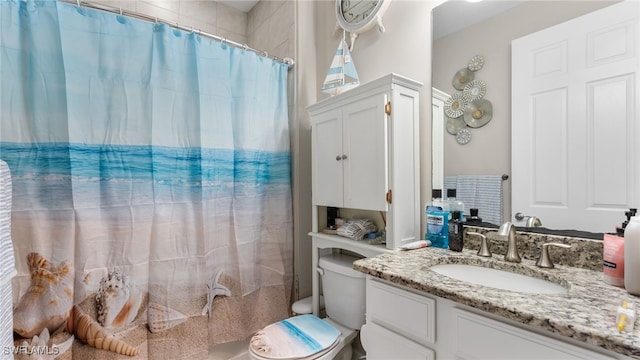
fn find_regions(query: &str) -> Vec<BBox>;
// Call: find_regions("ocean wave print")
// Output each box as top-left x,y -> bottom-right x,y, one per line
0,142 -> 291,209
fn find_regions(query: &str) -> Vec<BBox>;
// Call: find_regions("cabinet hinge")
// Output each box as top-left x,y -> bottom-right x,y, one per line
386,189 -> 392,204
385,101 -> 391,116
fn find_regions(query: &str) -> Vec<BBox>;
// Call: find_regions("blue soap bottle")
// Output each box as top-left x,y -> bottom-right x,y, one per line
426,189 -> 450,249
427,209 -> 449,249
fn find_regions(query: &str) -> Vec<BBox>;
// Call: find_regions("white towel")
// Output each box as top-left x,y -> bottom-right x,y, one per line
444,175 -> 504,225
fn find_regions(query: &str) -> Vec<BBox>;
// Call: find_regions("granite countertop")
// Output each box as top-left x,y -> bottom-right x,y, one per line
353,247 -> 640,359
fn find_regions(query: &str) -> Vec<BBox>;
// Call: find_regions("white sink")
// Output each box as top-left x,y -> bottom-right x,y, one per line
429,264 -> 568,294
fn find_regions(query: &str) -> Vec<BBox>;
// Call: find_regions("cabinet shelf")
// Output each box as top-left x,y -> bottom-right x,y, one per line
309,231 -> 390,258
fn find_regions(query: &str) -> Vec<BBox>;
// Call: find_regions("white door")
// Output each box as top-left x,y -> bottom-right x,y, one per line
311,110 -> 343,207
432,88 -> 448,191
511,1 -> 639,233
342,94 -> 388,211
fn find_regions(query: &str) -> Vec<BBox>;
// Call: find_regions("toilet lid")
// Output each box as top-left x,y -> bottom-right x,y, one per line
249,314 -> 340,360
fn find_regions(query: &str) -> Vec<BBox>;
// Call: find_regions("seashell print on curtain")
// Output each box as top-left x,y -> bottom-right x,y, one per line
0,0 -> 293,358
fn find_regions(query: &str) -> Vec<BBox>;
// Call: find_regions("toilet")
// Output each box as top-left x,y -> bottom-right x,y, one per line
248,253 -> 366,360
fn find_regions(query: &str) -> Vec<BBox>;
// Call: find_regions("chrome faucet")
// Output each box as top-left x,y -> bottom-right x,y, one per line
536,243 -> 572,268
525,216 -> 542,227
468,232 -> 491,257
498,222 -> 521,263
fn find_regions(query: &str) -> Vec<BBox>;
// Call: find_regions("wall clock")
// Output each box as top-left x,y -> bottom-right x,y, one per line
336,0 -> 392,50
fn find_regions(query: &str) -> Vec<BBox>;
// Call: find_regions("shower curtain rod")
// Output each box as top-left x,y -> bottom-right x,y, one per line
58,0 -> 296,68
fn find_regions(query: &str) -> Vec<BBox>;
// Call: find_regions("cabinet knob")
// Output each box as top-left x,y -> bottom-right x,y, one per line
341,155 -> 347,160
336,155 -> 342,161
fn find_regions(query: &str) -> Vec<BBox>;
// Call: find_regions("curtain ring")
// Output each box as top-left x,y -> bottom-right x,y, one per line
76,0 -> 80,6
119,8 -> 123,15
242,44 -> 248,51
155,17 -> 159,24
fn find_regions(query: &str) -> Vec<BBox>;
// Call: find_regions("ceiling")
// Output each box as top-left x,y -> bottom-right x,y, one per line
218,0 -> 259,13
433,0 -> 525,40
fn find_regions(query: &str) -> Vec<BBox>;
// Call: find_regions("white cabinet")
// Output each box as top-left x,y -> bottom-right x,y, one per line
363,277 -> 437,359
312,94 -> 388,211
361,322 -> 435,360
363,277 -> 625,360
308,73 -> 422,250
366,277 -> 435,346
452,309 -> 616,360
307,74 -> 422,317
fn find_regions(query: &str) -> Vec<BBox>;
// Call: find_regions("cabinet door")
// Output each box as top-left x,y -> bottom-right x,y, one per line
453,309 -> 616,360
361,323 -> 435,360
312,110 -> 344,207
366,277 -> 435,346
341,94 -> 388,211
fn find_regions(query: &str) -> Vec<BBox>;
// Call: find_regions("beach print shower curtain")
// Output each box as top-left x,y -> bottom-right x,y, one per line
0,0 -> 293,358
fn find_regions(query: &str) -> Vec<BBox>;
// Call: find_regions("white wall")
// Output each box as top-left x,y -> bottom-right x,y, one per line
292,1 -> 318,302
433,1 -> 619,222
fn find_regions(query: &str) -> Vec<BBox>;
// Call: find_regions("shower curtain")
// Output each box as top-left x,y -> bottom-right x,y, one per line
0,0 -> 293,358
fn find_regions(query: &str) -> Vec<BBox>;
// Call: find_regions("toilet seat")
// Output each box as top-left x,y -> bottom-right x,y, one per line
249,315 -> 355,360
250,341 -> 338,360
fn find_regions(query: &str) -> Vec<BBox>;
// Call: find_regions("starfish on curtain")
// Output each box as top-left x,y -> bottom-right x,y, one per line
201,269 -> 231,317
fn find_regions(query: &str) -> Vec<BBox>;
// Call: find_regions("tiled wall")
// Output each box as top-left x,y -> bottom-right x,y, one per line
91,0 -> 248,45
89,0 -> 296,73
246,0 -> 295,126
247,1 -> 295,60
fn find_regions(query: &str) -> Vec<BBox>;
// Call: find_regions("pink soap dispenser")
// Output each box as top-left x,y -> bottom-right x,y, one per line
604,210 -> 635,287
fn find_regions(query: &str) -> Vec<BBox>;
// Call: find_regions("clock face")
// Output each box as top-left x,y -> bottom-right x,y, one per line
341,0 -> 380,24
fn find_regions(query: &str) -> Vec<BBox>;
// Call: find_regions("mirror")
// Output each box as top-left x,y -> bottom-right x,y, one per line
431,0 -> 625,236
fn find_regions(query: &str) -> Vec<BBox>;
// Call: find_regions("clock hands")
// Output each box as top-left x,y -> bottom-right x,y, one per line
342,0 -> 379,23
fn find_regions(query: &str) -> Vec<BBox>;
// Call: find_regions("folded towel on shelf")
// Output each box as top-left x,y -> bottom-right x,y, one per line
337,219 -> 378,241
444,175 -> 504,225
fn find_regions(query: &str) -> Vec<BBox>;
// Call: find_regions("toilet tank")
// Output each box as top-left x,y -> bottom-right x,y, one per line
319,253 -> 366,330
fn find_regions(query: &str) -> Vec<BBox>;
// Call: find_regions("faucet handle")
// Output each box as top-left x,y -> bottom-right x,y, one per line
525,216 -> 542,227
536,243 -> 571,269
467,232 -> 491,257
